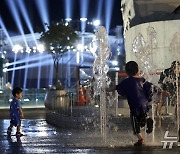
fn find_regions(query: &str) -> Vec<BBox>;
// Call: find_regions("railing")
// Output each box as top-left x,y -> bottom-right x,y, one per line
1,87 -> 177,120
0,89 -> 46,108
47,89 -> 98,116
51,92 -> 73,116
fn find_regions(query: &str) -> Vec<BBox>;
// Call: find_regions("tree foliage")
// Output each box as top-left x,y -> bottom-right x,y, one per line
39,22 -> 78,88
40,22 -> 78,57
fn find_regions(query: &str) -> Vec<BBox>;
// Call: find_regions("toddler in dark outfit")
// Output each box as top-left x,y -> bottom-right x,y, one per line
7,87 -> 24,137
111,61 -> 154,146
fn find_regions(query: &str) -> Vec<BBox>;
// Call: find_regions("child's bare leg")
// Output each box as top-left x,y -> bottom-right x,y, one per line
7,124 -> 13,135
157,102 -> 163,116
16,125 -> 23,136
17,126 -> 21,133
156,92 -> 163,116
134,133 -> 144,146
9,123 -> 13,129
178,128 -> 180,142
137,133 -> 143,140
156,103 -> 162,128
7,123 -> 13,131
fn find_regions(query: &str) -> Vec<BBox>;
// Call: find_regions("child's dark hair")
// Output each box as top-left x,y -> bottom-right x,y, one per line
171,61 -> 180,69
125,61 -> 139,76
12,87 -> 23,97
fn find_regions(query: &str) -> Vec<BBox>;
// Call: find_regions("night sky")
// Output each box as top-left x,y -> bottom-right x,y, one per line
0,0 -> 123,35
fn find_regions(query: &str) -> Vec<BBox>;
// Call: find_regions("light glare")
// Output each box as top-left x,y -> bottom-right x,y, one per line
80,18 -> 88,22
112,60 -> 118,66
65,18 -> 72,22
77,44 -> 84,51
37,44 -> 45,53
5,63 -> 10,67
93,20 -> 101,27
3,68 -> 7,72
12,44 -> 23,53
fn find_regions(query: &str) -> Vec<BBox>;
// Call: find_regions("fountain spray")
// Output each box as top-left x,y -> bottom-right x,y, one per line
92,26 -> 111,143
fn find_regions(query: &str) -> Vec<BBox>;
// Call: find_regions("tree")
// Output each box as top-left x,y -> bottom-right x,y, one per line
39,22 -> 78,89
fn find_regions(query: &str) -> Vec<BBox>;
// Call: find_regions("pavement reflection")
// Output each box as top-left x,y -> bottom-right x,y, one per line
0,117 -> 179,153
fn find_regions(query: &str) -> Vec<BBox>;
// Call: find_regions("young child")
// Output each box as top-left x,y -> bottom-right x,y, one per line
112,61 -> 154,146
7,87 -> 24,137
157,61 -> 180,116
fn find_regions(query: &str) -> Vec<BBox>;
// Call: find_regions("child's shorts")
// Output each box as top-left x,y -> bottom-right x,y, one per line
130,114 -> 147,135
10,118 -> 21,127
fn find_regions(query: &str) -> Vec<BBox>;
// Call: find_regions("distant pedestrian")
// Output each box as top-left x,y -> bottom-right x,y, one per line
157,61 -> 180,142
7,87 -> 24,137
157,61 -> 180,116
108,61 -> 155,146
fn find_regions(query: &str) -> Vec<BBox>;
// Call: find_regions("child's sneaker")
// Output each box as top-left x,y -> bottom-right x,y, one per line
16,132 -> 24,137
134,138 -> 144,146
146,118 -> 153,134
7,127 -> 12,136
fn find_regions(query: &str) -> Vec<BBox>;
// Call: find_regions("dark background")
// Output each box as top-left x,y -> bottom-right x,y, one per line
0,0 -> 123,35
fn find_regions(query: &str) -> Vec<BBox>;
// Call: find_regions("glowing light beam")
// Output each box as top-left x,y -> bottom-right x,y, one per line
16,0 -> 37,46
0,17 -> 13,48
23,54 -> 29,90
80,0 -> 89,33
6,0 -> 28,47
35,0 -> 49,31
6,59 -> 52,72
48,62 -> 53,86
97,0 -> 103,19
37,54 -> 42,89
105,0 -> 115,34
11,54 -> 17,88
7,54 -> 51,67
6,51 -> 95,72
65,0 -> 73,19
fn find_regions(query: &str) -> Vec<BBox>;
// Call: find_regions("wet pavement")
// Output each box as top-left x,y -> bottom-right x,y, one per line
0,108 -> 180,153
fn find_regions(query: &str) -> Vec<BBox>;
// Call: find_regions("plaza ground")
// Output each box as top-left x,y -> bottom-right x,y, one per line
0,108 -> 180,153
